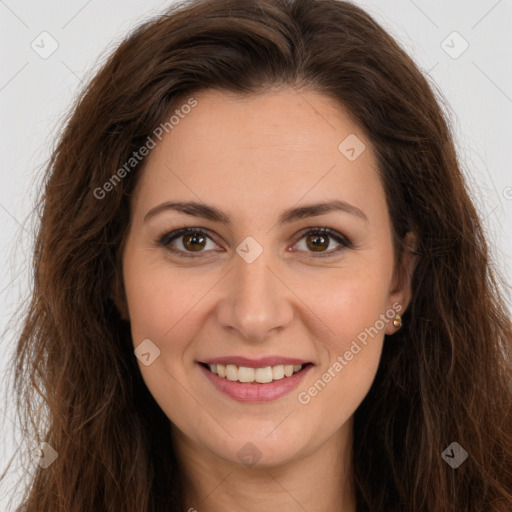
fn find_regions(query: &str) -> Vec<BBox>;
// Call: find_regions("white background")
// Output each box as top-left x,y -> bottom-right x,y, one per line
1,1 -> 511,510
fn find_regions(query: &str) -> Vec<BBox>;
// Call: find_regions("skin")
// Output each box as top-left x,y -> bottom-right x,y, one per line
119,88 -> 416,512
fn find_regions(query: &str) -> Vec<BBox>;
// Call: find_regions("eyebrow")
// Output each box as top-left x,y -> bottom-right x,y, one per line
143,199 -> 368,225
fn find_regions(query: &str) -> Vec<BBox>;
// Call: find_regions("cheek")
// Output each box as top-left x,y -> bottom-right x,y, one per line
300,262 -> 391,353
293,262 -> 390,418
122,249 -> 204,349
122,251 -> 204,430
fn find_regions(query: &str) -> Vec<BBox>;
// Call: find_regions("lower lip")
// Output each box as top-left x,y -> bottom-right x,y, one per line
199,363 -> 313,402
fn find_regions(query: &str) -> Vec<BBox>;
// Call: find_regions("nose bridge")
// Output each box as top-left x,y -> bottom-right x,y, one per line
217,244 -> 293,341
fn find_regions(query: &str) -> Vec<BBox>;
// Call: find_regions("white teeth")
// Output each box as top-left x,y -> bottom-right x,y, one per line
207,363 -> 304,383
225,364 -> 238,381
255,366 -> 273,383
272,365 -> 285,380
238,366 -> 255,382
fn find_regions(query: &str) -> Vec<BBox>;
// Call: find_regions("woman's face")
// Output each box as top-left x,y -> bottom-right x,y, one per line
121,88 -> 413,468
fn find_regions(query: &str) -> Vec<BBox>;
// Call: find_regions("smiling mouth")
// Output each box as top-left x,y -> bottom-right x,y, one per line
200,362 -> 313,384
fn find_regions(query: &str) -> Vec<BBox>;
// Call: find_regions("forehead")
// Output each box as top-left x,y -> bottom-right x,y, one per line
132,88 -> 386,228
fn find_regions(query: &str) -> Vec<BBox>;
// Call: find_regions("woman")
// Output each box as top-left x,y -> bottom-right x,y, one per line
3,0 -> 512,510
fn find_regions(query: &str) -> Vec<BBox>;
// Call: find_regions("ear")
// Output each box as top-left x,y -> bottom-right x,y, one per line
385,231 -> 418,335
111,266 -> 130,321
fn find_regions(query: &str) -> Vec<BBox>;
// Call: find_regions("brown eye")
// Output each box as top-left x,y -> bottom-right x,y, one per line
182,232 -> 207,252
158,228 -> 219,257
293,228 -> 352,257
305,233 -> 330,252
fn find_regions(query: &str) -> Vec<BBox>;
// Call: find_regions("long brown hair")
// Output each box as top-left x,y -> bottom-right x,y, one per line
2,0 -> 511,510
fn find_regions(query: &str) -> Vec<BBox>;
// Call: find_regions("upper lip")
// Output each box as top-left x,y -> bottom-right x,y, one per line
200,356 -> 312,368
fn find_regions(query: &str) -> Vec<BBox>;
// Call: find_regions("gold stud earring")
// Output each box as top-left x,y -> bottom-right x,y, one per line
393,313 -> 402,329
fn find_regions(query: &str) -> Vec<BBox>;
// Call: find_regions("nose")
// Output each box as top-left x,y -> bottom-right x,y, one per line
216,248 -> 294,342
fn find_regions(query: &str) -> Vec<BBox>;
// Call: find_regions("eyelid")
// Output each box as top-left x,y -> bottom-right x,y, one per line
157,226 -> 353,258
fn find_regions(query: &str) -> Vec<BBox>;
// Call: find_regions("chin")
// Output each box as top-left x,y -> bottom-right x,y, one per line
206,431 -> 308,469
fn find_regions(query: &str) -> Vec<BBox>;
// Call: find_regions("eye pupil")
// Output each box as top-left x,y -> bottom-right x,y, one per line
307,234 -> 329,252
183,233 -> 206,251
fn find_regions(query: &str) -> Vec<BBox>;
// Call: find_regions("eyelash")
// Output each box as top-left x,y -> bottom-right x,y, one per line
157,227 -> 353,259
